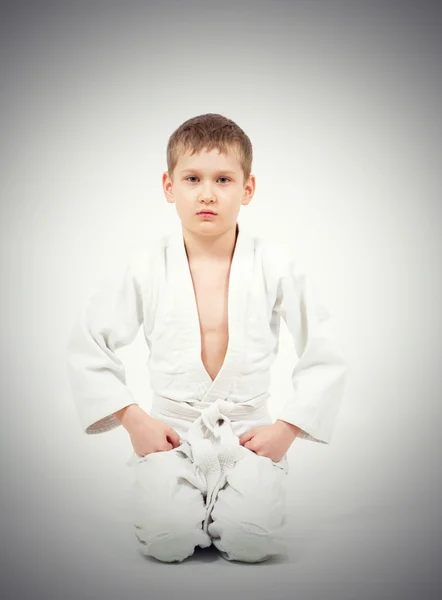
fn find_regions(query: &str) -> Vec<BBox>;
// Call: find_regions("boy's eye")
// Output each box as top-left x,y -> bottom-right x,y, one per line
185,176 -> 230,183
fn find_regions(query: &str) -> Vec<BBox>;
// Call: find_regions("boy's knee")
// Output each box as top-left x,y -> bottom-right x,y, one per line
208,498 -> 288,563
134,523 -> 210,563
210,519 -> 286,563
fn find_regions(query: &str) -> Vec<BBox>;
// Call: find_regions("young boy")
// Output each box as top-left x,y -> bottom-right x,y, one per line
66,113 -> 348,564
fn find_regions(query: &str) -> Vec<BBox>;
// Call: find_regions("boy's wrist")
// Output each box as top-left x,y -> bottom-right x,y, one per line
275,419 -> 302,438
113,404 -> 145,431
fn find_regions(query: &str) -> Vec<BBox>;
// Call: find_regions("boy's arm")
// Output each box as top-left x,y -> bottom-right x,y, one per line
113,403 -> 148,430
274,254 -> 348,444
66,255 -> 144,435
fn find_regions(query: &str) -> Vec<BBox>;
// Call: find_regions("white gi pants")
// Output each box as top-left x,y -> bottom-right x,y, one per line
126,398 -> 290,563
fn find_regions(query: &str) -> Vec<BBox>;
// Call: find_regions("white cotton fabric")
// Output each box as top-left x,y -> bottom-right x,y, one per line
129,402 -> 289,562
66,221 -> 347,443
65,221 -> 348,562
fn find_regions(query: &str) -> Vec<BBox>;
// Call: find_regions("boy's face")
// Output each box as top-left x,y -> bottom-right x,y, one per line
162,145 -> 255,238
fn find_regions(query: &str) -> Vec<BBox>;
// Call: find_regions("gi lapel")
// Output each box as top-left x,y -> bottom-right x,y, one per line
167,221 -> 254,403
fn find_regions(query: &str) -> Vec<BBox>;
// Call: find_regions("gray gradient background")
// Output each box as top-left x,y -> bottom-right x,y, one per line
1,0 -> 441,598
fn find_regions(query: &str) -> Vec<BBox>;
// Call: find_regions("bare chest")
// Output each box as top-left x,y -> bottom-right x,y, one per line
189,263 -> 231,382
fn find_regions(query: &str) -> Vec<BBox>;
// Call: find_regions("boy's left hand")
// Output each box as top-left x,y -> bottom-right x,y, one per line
239,420 -> 302,463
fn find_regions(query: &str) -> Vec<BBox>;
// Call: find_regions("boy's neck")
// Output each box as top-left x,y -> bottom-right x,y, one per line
183,222 -> 238,264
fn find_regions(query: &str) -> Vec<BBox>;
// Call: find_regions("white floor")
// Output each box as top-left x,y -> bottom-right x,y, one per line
3,486 -> 440,600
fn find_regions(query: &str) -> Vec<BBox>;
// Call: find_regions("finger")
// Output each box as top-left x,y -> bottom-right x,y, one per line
166,428 -> 181,447
244,440 -> 256,451
160,442 -> 174,452
239,430 -> 255,445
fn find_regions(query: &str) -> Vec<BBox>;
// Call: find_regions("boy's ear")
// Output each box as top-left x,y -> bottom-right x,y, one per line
162,171 -> 175,203
241,174 -> 256,205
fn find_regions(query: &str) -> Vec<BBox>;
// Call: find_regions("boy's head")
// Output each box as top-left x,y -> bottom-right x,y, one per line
162,113 -> 255,238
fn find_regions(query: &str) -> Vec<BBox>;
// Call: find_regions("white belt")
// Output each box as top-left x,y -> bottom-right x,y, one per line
149,393 -> 273,433
182,399 -> 246,532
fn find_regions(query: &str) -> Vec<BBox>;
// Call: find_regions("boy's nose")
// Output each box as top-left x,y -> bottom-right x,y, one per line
200,186 -> 216,201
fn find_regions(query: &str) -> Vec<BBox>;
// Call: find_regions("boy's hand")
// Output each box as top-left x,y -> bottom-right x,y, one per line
129,413 -> 181,457
114,405 -> 181,457
239,420 -> 302,463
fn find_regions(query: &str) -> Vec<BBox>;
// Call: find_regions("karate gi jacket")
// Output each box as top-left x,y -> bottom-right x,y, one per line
66,222 -> 348,444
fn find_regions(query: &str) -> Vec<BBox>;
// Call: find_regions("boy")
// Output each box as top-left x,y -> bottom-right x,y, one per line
66,113 -> 348,564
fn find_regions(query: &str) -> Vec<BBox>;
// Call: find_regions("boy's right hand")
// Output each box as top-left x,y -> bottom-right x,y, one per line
129,413 -> 181,457
114,404 -> 181,457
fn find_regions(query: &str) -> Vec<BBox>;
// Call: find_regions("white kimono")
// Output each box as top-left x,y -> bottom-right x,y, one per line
65,221 -> 347,562
66,222 -> 347,443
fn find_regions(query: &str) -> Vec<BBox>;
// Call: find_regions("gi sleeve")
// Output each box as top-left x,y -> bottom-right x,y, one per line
66,255 -> 144,435
275,255 -> 348,444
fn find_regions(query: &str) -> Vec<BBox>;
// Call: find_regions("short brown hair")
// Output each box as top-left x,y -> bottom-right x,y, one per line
166,113 -> 253,184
